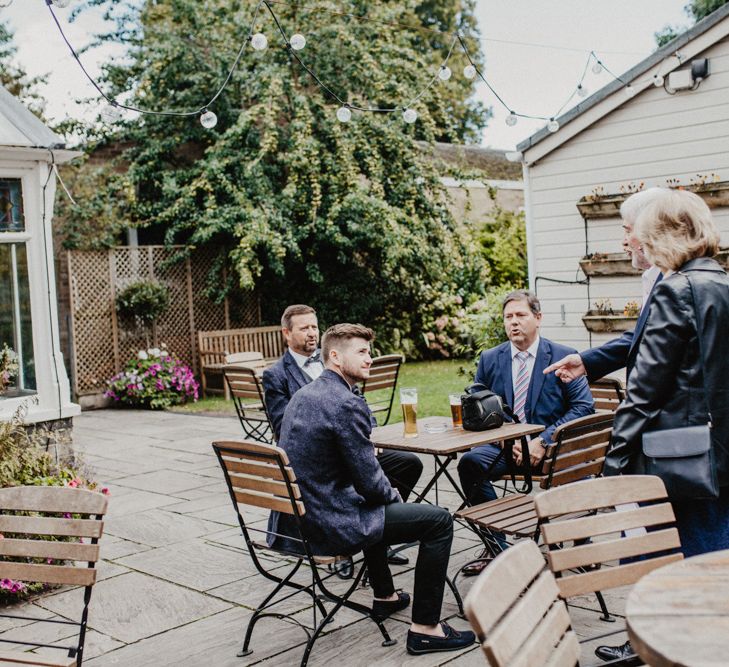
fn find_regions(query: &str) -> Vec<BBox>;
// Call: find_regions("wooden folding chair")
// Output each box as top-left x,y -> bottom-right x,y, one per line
465,540 -> 579,667
223,365 -> 274,443
456,413 -> 614,561
589,377 -> 625,413
534,475 -> 683,664
361,354 -> 403,426
212,440 -> 396,667
0,487 -> 109,666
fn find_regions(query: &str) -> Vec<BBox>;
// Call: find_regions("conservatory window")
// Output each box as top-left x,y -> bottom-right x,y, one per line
0,178 -> 35,396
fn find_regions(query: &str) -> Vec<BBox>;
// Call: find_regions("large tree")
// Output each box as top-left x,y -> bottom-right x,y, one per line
656,0 -> 729,46
62,0 -> 492,355
0,21 -> 45,117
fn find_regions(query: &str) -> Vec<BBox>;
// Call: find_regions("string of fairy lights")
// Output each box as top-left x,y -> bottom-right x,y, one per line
35,0 -> 684,134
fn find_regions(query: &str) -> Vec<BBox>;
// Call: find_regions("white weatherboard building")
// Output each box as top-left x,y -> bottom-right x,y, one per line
0,86 -> 80,424
518,5 -> 729,353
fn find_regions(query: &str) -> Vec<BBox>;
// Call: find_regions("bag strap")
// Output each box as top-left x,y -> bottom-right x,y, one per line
682,272 -> 713,427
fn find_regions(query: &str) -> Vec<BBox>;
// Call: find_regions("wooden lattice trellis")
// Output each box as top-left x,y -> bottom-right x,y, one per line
67,246 -> 259,396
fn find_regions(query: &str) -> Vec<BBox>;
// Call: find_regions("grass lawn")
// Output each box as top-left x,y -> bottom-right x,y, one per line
169,358 -> 476,421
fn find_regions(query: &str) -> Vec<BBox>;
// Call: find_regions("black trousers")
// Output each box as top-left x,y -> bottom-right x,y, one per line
378,449 -> 423,502
363,502 -> 453,625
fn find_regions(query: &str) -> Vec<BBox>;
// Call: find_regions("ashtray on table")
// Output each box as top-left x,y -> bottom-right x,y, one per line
423,422 -> 449,434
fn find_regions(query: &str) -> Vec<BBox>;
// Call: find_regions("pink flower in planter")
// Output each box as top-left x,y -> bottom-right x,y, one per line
101,488 -> 110,495
68,480 -> 79,488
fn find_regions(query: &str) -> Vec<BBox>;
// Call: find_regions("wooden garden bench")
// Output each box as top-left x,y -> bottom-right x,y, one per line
198,326 -> 285,397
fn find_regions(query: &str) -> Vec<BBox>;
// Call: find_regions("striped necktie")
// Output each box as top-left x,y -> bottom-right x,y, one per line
513,351 -> 531,423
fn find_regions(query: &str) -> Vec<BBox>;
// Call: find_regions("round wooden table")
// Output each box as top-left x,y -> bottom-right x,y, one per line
626,549 -> 729,667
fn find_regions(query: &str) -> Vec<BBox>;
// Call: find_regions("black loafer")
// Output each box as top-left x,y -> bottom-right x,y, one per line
595,640 -> 641,665
406,622 -> 476,655
387,552 -> 409,565
371,590 -> 411,621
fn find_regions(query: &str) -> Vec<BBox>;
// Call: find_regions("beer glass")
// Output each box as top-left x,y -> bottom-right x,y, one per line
400,387 -> 418,438
449,393 -> 463,428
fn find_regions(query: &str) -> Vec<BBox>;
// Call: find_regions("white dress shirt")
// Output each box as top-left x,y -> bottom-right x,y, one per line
289,349 -> 324,380
641,265 -> 662,311
509,336 -> 541,390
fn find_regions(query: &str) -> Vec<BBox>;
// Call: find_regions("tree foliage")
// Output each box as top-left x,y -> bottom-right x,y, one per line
655,0 -> 729,46
0,21 -> 46,117
61,0 -> 495,355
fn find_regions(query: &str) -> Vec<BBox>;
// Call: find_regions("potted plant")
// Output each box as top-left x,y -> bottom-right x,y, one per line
115,280 -> 170,346
582,299 -> 639,333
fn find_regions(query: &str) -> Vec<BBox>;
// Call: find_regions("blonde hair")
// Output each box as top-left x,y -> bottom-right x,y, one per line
635,189 -> 720,272
620,187 -> 671,225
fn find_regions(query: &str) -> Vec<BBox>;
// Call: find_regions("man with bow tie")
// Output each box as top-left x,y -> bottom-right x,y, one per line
263,305 -> 423,564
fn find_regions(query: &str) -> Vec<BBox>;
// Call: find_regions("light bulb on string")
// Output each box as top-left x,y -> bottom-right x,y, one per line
438,66 -> 452,81
251,33 -> 268,51
289,33 -> 306,51
653,74 -> 664,87
463,64 -> 476,79
402,108 -> 418,124
505,112 -> 518,127
52,0 -> 71,7
200,109 -> 218,129
592,61 -> 603,75
577,84 -> 588,98
624,85 -> 636,98
547,118 -> 560,133
336,106 -> 352,123
100,103 -> 122,124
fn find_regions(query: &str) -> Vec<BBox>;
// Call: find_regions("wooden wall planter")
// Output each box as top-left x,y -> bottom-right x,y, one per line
579,252 -> 640,277
582,311 -> 638,333
577,181 -> 729,219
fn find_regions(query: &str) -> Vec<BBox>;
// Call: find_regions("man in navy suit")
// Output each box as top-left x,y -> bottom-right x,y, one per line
457,290 -> 594,575
269,324 -> 475,655
544,188 -> 666,385
263,305 -> 423,564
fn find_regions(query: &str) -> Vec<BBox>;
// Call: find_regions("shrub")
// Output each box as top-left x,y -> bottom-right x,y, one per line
105,346 -> 199,409
115,280 -> 170,324
0,405 -> 108,603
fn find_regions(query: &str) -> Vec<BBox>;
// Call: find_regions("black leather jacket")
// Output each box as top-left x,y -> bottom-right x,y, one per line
604,257 -> 729,487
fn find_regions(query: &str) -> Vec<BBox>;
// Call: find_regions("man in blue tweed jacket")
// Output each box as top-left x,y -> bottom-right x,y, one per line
268,323 -> 474,655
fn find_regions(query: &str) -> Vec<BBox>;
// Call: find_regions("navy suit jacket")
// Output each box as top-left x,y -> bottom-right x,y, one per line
476,338 -> 594,443
268,370 -> 400,556
262,349 -> 315,440
581,273 -> 662,381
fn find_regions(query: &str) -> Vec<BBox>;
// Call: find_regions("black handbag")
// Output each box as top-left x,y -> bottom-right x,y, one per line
461,383 -> 513,432
640,274 -> 720,500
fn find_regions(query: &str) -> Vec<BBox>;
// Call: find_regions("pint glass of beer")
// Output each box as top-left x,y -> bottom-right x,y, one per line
400,387 -> 418,438
449,393 -> 463,428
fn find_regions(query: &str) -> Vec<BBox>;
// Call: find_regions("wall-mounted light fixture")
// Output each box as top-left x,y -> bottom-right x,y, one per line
666,58 -> 710,93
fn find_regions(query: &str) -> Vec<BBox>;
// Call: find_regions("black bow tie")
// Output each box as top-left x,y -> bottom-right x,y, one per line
303,351 -> 321,367
351,385 -> 363,397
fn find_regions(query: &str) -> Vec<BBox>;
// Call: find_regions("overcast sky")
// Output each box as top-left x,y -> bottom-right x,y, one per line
2,0 -> 690,149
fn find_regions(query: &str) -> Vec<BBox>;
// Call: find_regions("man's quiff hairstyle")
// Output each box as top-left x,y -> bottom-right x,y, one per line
281,304 -> 316,330
635,189 -> 720,272
502,289 -> 541,316
321,323 -> 374,362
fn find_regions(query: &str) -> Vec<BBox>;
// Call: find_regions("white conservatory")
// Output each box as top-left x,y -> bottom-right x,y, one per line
0,85 -> 80,424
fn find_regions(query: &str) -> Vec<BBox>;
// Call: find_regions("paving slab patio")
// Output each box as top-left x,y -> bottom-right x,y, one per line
0,409 -> 626,665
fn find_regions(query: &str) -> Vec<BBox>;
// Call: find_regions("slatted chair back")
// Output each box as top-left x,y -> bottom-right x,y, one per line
212,440 -> 303,522
540,412 -> 614,490
0,486 -> 108,667
360,354 -> 403,425
589,377 -> 625,412
465,540 -> 579,667
535,475 -> 683,601
223,366 -> 273,443
456,412 -> 614,546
